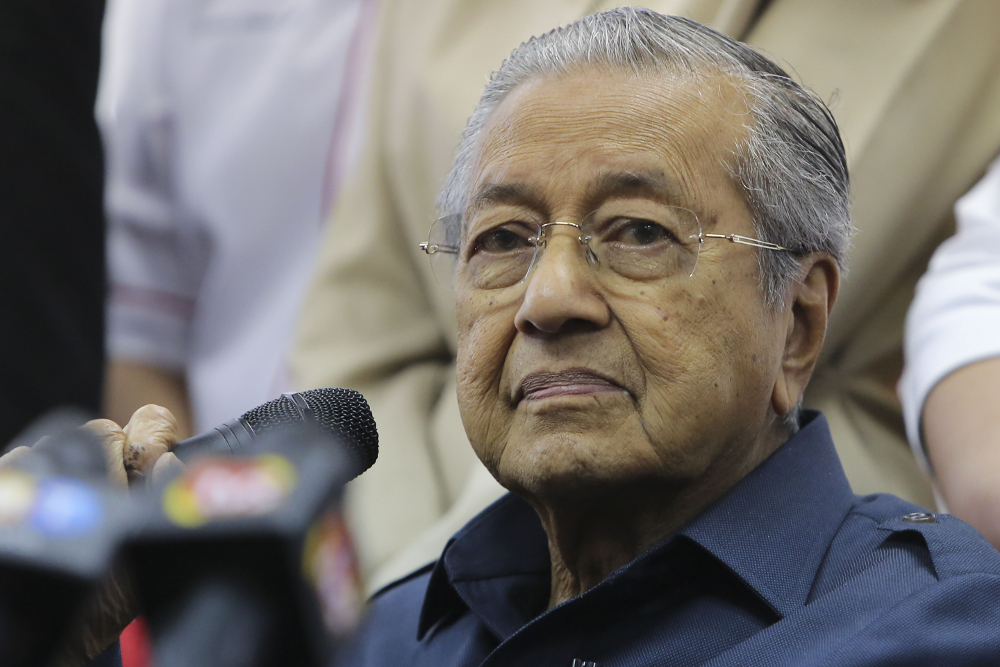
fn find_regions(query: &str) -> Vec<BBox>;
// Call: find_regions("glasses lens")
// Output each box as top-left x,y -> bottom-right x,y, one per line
462,219 -> 541,290
424,214 -> 461,288
581,205 -> 702,281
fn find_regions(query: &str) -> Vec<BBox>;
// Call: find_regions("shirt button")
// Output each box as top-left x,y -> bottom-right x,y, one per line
902,512 -> 936,523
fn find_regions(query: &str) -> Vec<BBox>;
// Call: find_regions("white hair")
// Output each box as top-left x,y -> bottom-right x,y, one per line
436,8 -> 852,308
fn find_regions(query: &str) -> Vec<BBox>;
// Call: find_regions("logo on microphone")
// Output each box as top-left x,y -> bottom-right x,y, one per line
0,471 -> 36,525
0,471 -> 103,537
302,508 -> 364,637
163,454 -> 297,528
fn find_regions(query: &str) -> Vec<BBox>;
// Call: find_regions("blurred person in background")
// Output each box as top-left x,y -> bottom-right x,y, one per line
293,0 -> 1000,589
0,0 -> 106,446
96,0 -> 376,661
901,156 -> 1000,549
97,0 -> 377,439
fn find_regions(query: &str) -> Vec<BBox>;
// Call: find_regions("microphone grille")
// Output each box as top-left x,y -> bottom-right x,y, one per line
241,387 -> 378,475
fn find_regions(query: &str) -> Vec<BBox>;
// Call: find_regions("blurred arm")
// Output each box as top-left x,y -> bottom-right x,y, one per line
922,358 -> 1000,547
290,1 -> 487,579
900,159 -> 1000,547
97,0 -> 204,441
291,129 -> 479,579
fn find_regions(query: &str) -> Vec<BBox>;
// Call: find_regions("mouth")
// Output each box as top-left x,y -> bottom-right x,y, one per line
516,368 -> 630,404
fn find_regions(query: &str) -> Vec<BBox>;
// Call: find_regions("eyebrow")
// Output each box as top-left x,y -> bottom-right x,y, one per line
466,169 -> 687,218
467,182 -> 544,215
584,170 -> 684,209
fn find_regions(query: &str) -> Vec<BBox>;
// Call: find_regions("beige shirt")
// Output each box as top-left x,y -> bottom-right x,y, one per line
293,0 -> 1000,590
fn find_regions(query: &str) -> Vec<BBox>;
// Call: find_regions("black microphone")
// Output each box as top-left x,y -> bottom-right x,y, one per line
174,388 -> 378,476
0,424 -> 131,667
125,420 -> 370,667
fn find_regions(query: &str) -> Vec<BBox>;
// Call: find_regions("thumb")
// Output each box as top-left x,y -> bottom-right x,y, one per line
151,451 -> 185,484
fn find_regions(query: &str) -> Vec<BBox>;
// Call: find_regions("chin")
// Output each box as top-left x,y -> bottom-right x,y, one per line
496,432 -> 669,502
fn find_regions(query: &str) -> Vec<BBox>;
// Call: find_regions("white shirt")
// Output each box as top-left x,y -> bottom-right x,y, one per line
97,0 -> 369,429
900,158 -> 1000,472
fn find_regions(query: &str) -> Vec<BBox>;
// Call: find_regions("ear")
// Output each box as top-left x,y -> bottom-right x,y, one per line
771,254 -> 840,418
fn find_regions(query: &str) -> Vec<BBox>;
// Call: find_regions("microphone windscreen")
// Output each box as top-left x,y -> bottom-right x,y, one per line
241,388 -> 378,475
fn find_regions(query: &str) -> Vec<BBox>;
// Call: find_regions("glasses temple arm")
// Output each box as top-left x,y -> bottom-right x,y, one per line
702,233 -> 789,251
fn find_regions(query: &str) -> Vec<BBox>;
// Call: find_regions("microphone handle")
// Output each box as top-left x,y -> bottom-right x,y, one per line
173,417 -> 256,463
154,579 -> 272,667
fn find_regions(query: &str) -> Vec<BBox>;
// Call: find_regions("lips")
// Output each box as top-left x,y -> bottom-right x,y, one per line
516,368 -> 629,403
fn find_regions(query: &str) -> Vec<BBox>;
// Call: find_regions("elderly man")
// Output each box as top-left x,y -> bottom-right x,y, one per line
337,9 -> 1000,666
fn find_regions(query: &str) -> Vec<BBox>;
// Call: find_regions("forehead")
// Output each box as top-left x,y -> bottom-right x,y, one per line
470,67 -> 751,214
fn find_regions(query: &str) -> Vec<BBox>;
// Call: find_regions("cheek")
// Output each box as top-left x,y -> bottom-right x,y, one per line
709,264 -> 784,415
629,295 -> 723,442
625,283 -> 718,394
624,278 -> 773,470
456,296 -> 511,393
455,294 -> 518,467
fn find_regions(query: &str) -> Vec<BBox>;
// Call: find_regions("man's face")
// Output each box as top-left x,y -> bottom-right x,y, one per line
455,68 -> 790,502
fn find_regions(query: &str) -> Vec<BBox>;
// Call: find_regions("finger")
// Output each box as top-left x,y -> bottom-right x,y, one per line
82,419 -> 128,489
0,445 -> 32,472
151,451 -> 185,484
123,404 -> 179,484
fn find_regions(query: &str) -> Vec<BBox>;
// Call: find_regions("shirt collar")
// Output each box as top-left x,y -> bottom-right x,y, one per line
417,493 -> 549,640
678,411 -> 855,617
417,411 -> 854,639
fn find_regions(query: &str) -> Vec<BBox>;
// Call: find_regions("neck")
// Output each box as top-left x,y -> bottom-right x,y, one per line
526,427 -> 788,609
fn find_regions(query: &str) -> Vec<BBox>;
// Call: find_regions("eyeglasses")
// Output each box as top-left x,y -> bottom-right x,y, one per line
420,205 -> 789,290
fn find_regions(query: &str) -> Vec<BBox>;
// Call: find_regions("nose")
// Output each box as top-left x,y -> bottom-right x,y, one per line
514,230 -> 611,335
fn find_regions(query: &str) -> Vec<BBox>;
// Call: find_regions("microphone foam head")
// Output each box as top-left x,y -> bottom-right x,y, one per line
241,388 -> 378,476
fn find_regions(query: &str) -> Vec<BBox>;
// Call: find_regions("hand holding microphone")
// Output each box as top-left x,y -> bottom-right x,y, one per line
0,389 -> 378,664
0,421 -> 137,667
121,388 -> 378,667
50,387 -> 378,491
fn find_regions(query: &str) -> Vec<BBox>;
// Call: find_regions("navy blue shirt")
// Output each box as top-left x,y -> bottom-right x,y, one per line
340,412 -> 1000,666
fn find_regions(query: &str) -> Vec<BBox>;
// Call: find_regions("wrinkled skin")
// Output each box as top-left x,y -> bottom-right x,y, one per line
453,68 -> 838,606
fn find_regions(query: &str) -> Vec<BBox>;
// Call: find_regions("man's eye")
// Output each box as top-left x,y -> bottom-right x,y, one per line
474,226 -> 533,253
615,220 -> 676,246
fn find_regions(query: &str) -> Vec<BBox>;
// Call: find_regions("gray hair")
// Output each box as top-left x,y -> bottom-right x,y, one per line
436,8 -> 852,307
